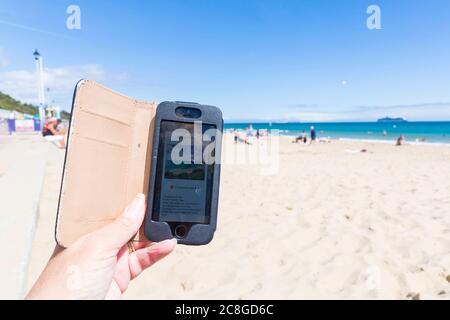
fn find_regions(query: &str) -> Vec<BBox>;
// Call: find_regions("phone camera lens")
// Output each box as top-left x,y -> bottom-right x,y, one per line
175,107 -> 202,119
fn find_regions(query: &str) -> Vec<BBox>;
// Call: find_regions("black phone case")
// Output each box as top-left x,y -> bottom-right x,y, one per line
144,101 -> 223,245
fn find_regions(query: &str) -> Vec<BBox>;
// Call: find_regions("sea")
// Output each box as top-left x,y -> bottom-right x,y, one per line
224,122 -> 450,144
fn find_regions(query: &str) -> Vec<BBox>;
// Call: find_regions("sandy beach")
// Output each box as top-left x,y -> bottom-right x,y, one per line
23,135 -> 450,300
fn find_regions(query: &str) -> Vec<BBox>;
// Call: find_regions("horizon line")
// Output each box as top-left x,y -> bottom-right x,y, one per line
224,119 -> 450,124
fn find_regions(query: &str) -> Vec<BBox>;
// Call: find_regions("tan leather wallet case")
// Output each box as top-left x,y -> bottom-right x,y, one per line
55,80 -> 156,247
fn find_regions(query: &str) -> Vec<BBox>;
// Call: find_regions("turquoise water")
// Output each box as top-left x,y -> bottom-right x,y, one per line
224,122 -> 450,144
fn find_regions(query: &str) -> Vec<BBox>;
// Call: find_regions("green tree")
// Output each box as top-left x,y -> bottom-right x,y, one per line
0,91 -> 71,120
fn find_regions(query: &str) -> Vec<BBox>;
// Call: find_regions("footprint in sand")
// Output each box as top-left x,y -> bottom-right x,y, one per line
180,280 -> 194,291
406,292 -> 421,300
251,282 -> 263,293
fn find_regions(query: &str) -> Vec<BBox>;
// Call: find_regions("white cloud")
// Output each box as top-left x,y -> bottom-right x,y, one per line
278,111 -> 356,122
0,64 -> 115,109
231,102 -> 450,122
0,48 -> 10,68
278,103 -> 450,122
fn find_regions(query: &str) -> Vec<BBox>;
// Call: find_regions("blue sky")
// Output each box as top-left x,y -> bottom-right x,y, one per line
0,0 -> 450,121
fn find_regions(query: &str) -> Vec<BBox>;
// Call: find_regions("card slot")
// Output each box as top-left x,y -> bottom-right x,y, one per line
57,136 -> 129,245
76,81 -> 135,125
73,109 -> 132,148
79,108 -> 130,126
76,134 -> 129,149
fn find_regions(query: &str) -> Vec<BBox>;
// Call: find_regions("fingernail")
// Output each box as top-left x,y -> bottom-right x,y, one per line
123,193 -> 145,218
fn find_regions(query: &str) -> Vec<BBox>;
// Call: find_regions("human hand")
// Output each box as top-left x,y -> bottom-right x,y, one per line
26,194 -> 176,300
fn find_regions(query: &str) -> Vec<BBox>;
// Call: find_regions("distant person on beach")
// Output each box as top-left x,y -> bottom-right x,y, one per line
256,129 -> 260,140
42,118 -> 66,148
396,135 -> 405,146
234,131 -> 251,145
294,131 -> 308,144
232,129 -> 238,143
246,128 -> 253,139
310,126 -> 317,143
42,118 -> 59,136
26,194 -> 176,300
234,130 -> 239,144
302,131 -> 307,143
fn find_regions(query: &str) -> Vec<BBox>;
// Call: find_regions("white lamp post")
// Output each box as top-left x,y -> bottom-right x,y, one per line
33,49 -> 46,123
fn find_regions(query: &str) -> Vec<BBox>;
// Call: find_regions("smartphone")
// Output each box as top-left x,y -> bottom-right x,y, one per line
145,101 -> 223,245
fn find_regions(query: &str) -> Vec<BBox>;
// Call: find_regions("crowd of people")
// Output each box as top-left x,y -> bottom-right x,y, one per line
232,127 -> 269,145
293,126 -> 332,144
231,125 -> 329,145
230,125 -> 409,147
293,126 -> 317,144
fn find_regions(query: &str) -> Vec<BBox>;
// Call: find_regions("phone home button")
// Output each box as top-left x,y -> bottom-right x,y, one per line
175,225 -> 187,239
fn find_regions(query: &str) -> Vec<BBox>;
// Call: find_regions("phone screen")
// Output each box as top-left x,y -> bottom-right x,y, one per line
152,121 -> 216,224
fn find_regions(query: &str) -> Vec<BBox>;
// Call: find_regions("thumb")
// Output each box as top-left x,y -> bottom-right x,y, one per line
95,194 -> 146,250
